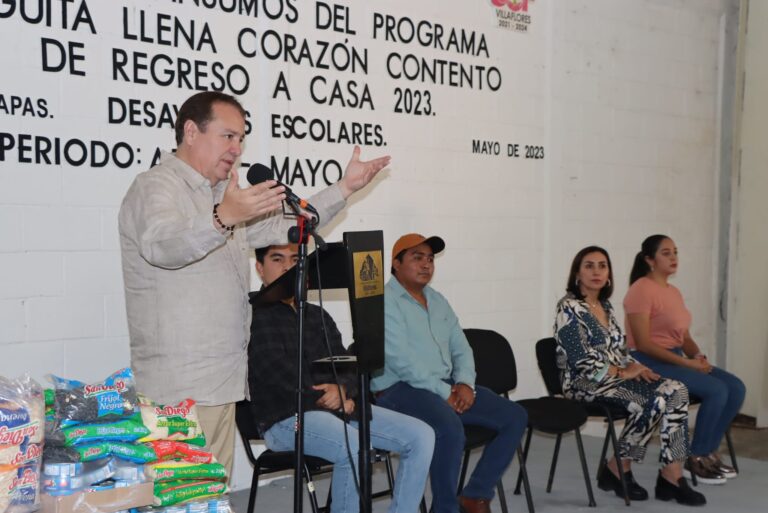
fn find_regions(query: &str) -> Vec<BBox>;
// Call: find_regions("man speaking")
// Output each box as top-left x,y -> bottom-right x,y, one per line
118,91 -> 389,477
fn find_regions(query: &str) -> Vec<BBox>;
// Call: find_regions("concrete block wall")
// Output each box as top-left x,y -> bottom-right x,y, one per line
547,0 -> 734,361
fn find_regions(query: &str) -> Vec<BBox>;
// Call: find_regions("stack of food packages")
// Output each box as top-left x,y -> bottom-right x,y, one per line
42,368 -> 231,513
0,375 -> 45,513
43,368 -> 156,497
139,398 -> 229,511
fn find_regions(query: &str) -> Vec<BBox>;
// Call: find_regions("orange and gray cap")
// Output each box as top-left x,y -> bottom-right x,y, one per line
391,233 -> 446,262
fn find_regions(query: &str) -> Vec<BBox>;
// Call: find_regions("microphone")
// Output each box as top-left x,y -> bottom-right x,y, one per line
246,163 -> 318,215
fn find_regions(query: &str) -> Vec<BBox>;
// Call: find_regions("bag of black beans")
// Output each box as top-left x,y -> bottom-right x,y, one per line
50,368 -> 139,427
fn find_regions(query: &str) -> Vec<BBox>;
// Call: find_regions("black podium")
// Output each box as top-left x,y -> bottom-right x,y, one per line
250,230 -> 385,513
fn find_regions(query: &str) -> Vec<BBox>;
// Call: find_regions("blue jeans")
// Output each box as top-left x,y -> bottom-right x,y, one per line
631,350 -> 745,456
264,405 -> 434,513
375,382 -> 528,513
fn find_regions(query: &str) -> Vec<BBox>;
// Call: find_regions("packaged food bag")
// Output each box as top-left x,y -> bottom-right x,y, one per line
138,398 -> 206,446
0,375 -> 44,513
147,440 -> 215,464
50,368 -> 139,426
61,416 -> 150,446
44,441 -> 157,463
146,461 -> 226,482
153,480 -> 228,507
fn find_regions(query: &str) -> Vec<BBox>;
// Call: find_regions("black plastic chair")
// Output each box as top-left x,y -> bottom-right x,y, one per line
235,400 -> 333,513
536,337 -> 632,506
461,328 -> 534,513
510,341 -> 596,506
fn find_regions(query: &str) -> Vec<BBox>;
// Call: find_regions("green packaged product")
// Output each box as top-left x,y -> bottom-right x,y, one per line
82,441 -> 156,463
62,416 -> 150,446
153,480 -> 228,506
147,461 -> 226,482
45,441 -> 157,463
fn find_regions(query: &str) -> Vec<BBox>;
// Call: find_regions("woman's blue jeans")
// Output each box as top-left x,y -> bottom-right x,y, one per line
631,350 -> 745,456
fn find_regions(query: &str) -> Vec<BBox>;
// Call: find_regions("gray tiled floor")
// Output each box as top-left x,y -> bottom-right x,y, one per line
718,424 -> 768,460
229,431 -> 768,513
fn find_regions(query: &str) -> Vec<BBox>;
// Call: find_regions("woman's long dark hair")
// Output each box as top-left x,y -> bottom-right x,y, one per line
629,234 -> 670,285
566,246 -> 614,301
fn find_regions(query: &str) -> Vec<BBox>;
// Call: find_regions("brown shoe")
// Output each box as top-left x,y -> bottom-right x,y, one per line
459,495 -> 492,513
683,456 -> 726,485
708,453 -> 737,479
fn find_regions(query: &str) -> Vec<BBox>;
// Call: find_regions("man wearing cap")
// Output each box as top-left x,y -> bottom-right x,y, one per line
371,234 -> 528,513
247,243 -> 434,513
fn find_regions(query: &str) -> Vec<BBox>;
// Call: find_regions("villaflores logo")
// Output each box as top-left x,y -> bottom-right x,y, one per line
489,0 -> 533,33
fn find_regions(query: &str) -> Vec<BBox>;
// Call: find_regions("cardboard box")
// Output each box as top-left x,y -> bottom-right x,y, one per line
40,482 -> 153,513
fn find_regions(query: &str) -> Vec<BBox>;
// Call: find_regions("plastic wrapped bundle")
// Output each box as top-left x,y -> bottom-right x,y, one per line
0,374 -> 44,513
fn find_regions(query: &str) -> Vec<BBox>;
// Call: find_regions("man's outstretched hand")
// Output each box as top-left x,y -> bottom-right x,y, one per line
337,146 -> 391,199
216,167 -> 286,226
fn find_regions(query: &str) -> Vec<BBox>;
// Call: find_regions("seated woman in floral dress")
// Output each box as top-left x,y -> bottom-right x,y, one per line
554,245 -> 704,506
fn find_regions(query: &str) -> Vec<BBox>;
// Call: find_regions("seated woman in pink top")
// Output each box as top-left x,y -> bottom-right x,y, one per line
624,235 -> 745,486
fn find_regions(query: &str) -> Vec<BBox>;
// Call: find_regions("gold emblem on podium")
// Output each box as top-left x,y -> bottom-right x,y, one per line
352,251 -> 384,299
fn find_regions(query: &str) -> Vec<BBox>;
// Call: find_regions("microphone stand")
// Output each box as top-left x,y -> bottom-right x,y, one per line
292,223 -> 308,513
357,369 -> 373,513
286,203 -> 371,513
288,206 -> 322,513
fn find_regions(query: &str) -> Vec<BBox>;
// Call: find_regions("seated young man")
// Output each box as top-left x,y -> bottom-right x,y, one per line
371,234 -> 528,513
247,244 -> 434,513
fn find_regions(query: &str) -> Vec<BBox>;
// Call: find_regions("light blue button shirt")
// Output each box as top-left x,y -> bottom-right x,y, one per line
371,277 -> 476,399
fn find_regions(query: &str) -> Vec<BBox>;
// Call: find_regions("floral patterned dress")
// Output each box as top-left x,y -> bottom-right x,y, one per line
554,294 -> 690,464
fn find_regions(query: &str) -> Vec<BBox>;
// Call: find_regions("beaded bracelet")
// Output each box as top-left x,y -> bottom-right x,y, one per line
213,203 -> 234,235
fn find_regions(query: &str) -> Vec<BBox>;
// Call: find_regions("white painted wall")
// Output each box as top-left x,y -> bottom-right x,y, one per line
726,0 -> 768,426
0,0 -> 741,490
